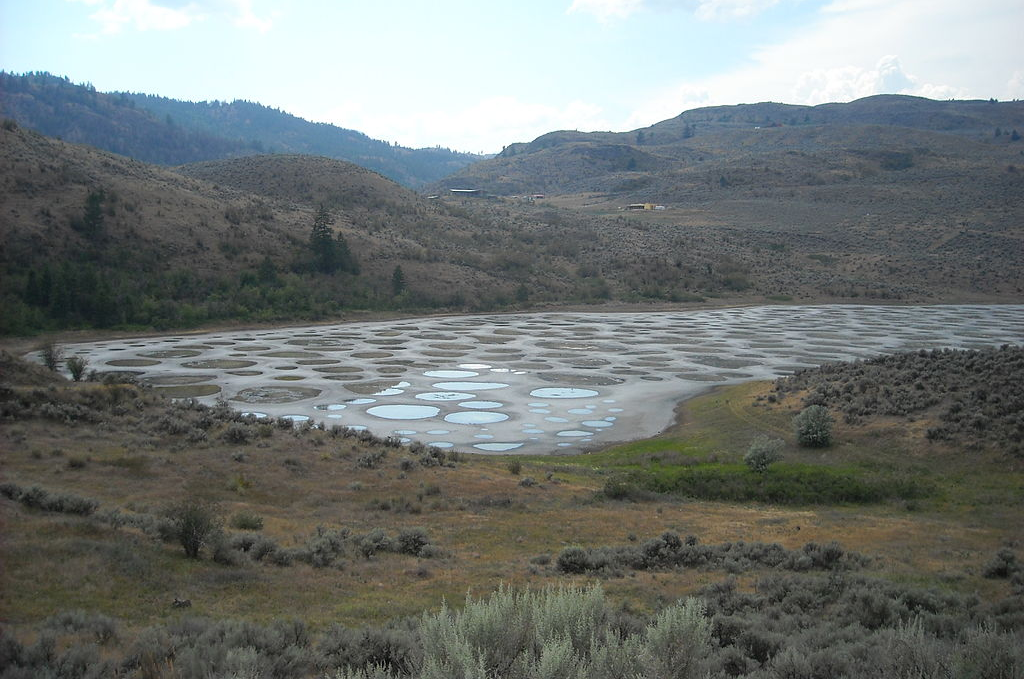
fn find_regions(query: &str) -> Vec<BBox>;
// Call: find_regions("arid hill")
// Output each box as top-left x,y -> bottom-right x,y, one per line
442,95 -> 1024,198
0,123 -> 651,333
3,92 -> 1023,336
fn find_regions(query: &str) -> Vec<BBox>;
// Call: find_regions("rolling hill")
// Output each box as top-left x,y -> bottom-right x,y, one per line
0,122 -> 644,334
0,71 -> 481,188
2,91 -> 1023,337
436,95 -> 1024,202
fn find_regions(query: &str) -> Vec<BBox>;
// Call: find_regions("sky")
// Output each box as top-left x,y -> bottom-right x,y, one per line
1,0 -> 1022,154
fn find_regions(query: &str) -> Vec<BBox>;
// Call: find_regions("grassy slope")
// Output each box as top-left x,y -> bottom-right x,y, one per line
2,365 -> 1020,637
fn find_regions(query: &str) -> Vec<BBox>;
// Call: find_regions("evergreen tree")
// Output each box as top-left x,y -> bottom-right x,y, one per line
309,205 -> 337,273
391,265 -> 406,297
78,190 -> 105,238
257,255 -> 278,286
335,232 -> 358,275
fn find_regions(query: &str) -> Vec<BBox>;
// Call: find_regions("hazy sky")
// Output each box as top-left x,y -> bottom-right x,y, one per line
2,0 -> 1021,153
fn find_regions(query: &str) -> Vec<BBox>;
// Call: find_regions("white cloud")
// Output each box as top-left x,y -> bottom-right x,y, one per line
567,0 -> 646,22
790,55 -> 962,105
68,0 -> 201,34
222,0 -> 272,33
67,0 -> 272,34
315,96 -> 613,154
568,0 -> 780,22
694,0 -> 779,21
625,0 -> 1020,126
1004,72 -> 1024,101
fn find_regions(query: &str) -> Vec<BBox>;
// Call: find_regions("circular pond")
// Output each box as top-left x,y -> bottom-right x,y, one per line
366,404 -> 440,420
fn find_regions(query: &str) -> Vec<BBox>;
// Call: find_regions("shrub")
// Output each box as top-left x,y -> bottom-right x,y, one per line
165,498 -> 222,559
230,511 -> 264,531
44,610 -> 117,644
602,477 -> 655,502
2,483 -> 99,515
396,528 -> 431,556
983,548 -> 1020,579
556,546 -> 592,574
39,343 -> 63,371
744,435 -> 784,473
65,356 -> 89,382
555,533 -> 867,576
506,459 -> 522,475
221,423 -> 254,444
298,527 -> 350,568
417,584 -> 712,679
358,450 -> 386,469
230,533 -> 281,563
794,405 -> 834,447
45,492 -> 99,516
359,528 -> 392,559
211,537 -> 247,566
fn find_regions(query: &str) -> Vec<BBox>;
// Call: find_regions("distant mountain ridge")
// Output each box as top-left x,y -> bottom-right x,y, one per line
437,95 -> 1024,196
0,71 -> 482,188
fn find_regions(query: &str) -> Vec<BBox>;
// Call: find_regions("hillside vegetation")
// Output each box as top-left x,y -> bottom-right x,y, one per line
4,121 -> 1022,336
2,91 -> 1023,340
433,97 -> 1024,306
1,346 -> 1022,677
0,72 -> 481,187
772,344 -> 1024,456
0,124 -> 616,334
443,95 -> 1024,196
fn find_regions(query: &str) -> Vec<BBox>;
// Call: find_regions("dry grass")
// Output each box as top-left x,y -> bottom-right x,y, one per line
2,372 -> 1020,643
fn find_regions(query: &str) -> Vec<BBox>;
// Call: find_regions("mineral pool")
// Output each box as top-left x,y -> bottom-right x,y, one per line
54,305 -> 1024,455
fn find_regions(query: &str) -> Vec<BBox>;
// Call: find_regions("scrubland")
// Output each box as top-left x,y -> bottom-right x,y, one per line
2,345 -> 1022,677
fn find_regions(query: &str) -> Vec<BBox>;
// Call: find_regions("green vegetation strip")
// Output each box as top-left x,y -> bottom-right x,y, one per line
605,463 -> 931,505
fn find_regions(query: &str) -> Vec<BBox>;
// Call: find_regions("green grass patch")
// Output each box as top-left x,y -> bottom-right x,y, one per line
606,463 -> 933,505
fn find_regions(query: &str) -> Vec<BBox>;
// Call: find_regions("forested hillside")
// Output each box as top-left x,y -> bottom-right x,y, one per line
0,72 -> 481,187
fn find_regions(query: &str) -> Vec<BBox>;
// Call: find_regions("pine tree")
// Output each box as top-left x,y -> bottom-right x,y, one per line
81,190 -> 105,237
391,265 -> 406,297
309,205 -> 337,273
336,232 -> 358,274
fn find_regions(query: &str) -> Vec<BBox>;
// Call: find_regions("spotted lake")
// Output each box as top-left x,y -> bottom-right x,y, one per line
62,305 -> 1024,455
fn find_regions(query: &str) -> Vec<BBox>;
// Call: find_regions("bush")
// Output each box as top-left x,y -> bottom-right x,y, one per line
165,498 -> 222,559
44,610 -> 117,644
221,423 -> 254,444
555,533 -> 867,576
65,356 -> 89,382
1,483 -> 99,515
396,528 -> 431,556
358,450 -> 386,469
230,511 -> 264,531
983,548 -> 1020,579
602,476 -> 655,502
744,435 -> 784,473
297,526 -> 350,568
39,343 -> 63,371
417,584 -> 712,679
556,546 -> 592,574
506,459 -> 521,475
359,528 -> 391,559
794,405 -> 834,447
